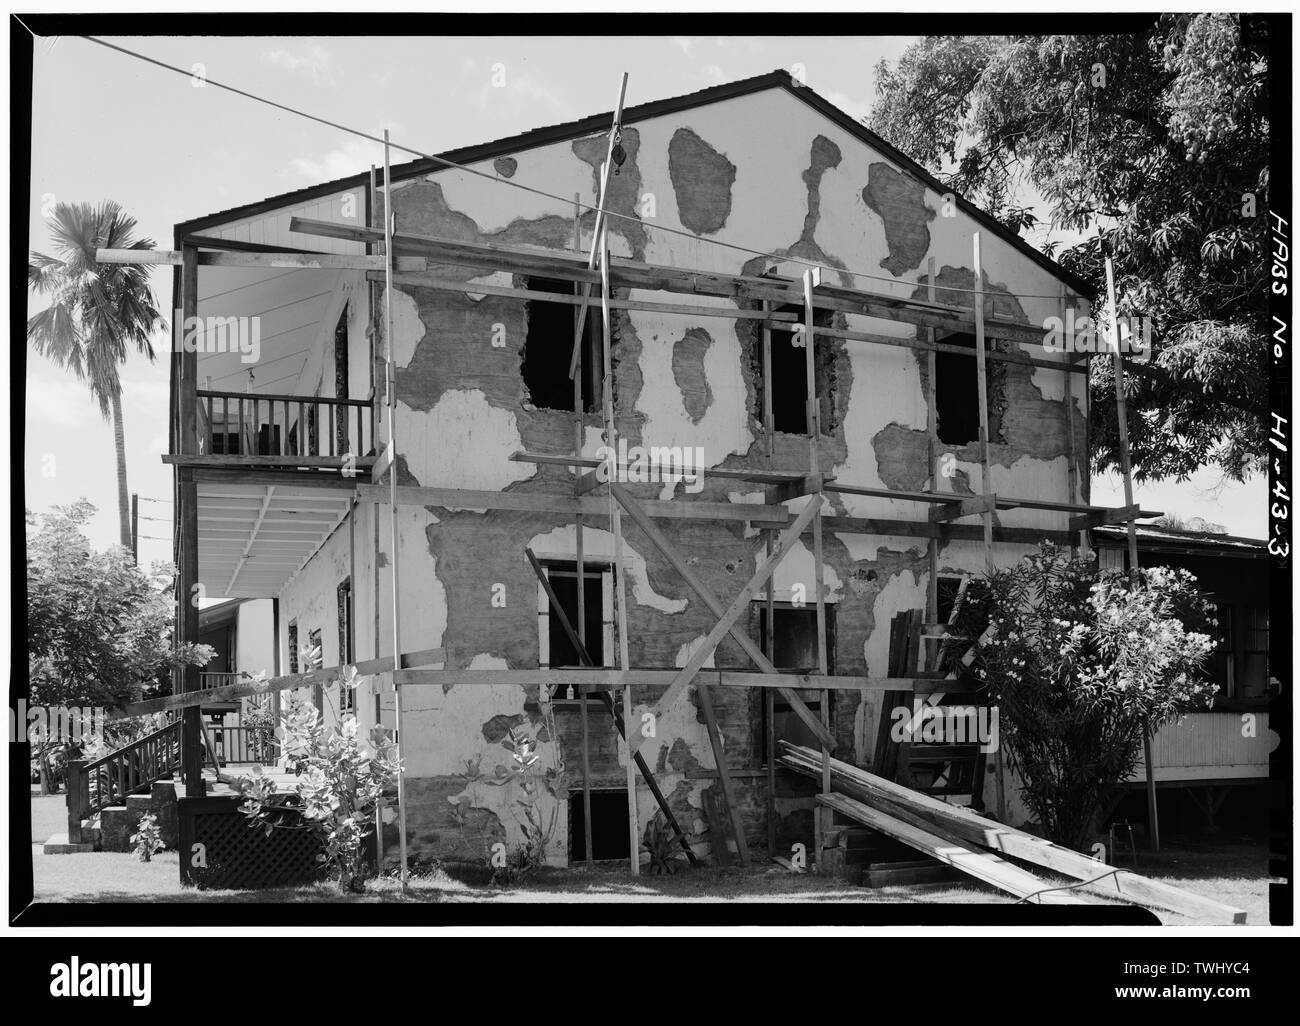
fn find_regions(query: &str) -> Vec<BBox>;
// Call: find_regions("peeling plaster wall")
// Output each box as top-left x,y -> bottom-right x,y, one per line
282,86 -> 1093,864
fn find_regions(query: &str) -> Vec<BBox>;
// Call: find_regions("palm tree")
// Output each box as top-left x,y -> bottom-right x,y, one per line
28,201 -> 163,550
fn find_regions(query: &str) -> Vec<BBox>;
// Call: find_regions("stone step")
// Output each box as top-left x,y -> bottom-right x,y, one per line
99,805 -> 146,852
43,832 -> 96,855
125,794 -> 153,813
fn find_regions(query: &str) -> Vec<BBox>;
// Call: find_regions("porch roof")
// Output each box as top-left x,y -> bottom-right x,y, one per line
196,482 -> 352,598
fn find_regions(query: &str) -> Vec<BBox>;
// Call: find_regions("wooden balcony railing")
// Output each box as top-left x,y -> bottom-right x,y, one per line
209,725 -> 281,767
199,671 -> 244,691
196,389 -> 372,462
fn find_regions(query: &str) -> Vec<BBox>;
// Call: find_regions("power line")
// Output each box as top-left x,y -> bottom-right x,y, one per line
79,35 -> 1070,303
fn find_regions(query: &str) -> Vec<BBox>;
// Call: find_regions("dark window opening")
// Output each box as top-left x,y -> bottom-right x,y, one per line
543,561 -> 608,698
934,332 -> 990,446
307,627 -> 324,709
568,789 -> 631,863
521,277 -> 600,413
337,578 -> 354,713
1211,602 -> 1235,697
757,604 -> 835,761
1242,605 -> 1269,700
766,303 -> 833,434
936,575 -> 964,624
334,305 -> 350,455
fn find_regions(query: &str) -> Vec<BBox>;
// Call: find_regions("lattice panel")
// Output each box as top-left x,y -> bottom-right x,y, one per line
186,805 -> 326,890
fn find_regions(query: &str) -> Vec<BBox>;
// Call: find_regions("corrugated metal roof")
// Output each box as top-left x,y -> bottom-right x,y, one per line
1094,524 -> 1266,553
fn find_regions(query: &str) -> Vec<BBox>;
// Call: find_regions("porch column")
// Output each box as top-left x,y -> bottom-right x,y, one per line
179,242 -> 205,796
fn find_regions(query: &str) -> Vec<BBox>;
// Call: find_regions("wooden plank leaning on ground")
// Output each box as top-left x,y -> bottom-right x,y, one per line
817,793 -> 1083,904
109,648 -> 445,721
779,743 -> 1247,924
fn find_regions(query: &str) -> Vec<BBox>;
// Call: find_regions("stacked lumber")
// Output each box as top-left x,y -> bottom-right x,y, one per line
780,742 -> 1247,924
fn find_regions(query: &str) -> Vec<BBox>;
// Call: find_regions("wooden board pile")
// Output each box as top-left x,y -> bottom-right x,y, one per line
778,741 -> 1247,923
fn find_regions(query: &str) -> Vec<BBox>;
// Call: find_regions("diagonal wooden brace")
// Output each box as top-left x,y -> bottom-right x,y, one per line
650,495 -> 825,724
523,548 -> 702,867
610,484 -> 836,752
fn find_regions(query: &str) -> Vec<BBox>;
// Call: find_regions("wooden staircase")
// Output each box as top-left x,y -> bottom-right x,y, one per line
62,719 -> 183,848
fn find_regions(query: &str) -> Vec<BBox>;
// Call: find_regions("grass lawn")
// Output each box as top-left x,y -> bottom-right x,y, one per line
29,793 -> 67,844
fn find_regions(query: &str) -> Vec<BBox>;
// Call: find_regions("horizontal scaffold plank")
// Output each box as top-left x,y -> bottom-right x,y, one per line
391,667 -> 936,692
109,648 -> 446,721
286,218 -> 1059,349
354,483 -> 789,525
510,450 -> 810,484
353,483 -> 1086,543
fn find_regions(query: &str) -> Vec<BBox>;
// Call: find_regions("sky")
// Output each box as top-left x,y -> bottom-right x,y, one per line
22,33 -> 1266,564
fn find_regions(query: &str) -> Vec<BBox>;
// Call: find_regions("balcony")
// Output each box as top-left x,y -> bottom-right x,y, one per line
191,388 -> 374,475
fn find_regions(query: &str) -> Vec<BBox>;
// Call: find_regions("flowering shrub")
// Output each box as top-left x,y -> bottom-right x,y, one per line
237,672 -> 400,893
949,543 -> 1217,849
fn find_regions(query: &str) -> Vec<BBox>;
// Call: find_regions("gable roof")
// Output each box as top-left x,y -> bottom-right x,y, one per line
177,68 -> 1092,296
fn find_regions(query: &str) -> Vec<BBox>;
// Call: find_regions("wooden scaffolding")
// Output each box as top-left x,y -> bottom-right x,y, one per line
102,90 -> 1166,885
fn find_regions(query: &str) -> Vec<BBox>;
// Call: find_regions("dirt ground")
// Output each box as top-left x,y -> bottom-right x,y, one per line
26,798 -> 1274,922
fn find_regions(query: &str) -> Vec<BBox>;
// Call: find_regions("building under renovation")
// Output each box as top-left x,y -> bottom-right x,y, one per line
150,69 -> 1122,871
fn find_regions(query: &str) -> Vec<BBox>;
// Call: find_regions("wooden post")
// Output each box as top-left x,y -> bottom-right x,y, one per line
924,258 -> 939,660
572,190 -> 594,867
972,235 -> 1004,822
764,529 -> 776,858
382,130 -> 409,885
1061,283 -> 1082,553
66,759 -> 86,844
802,268 -> 831,868
1106,256 -> 1159,851
971,235 -> 994,565
762,299 -> 774,456
596,230 -> 639,874
131,493 -> 139,565
569,72 -> 629,382
576,520 -> 594,866
179,243 -> 204,799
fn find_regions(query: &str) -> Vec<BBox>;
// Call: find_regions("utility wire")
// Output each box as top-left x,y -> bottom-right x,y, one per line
80,34 -> 1071,302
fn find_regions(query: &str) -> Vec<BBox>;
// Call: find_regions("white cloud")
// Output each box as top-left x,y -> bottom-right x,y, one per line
265,46 -> 334,86
672,37 -> 697,56
26,372 -> 98,428
289,136 -> 391,183
702,64 -> 728,86
821,88 -> 871,123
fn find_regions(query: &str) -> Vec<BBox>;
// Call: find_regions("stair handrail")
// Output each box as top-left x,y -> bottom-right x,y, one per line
67,718 -> 182,842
